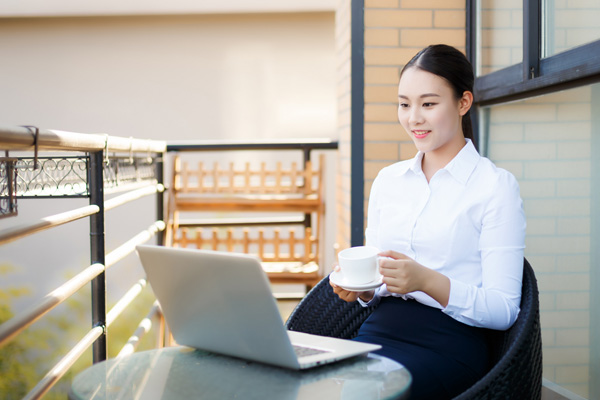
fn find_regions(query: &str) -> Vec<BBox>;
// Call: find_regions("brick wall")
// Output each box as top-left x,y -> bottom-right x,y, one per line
335,0 -> 466,250
363,0 -> 466,224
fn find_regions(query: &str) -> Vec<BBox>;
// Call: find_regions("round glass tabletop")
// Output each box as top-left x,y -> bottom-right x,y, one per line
69,346 -> 411,400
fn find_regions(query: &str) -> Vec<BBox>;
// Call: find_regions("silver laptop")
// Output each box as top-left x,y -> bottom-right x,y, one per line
136,245 -> 381,370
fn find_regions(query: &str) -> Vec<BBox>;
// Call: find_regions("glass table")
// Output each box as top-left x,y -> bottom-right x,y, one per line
69,346 -> 411,400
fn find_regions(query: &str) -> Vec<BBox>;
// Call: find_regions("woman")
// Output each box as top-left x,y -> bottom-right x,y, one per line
330,44 -> 526,399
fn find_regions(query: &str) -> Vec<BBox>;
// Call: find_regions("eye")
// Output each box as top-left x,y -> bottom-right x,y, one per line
422,102 -> 437,107
399,103 -> 409,109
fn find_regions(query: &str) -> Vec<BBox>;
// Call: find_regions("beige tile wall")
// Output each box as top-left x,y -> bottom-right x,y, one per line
485,85 -> 595,398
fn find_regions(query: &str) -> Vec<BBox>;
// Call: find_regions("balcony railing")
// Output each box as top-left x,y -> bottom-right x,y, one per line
0,124 -> 166,399
0,124 -> 338,399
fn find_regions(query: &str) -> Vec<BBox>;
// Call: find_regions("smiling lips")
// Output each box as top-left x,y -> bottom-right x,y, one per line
412,130 -> 431,139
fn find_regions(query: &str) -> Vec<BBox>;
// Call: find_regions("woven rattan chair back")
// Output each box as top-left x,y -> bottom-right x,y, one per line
454,259 -> 542,399
285,275 -> 377,339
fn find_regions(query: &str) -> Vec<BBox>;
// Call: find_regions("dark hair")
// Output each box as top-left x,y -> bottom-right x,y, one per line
400,44 -> 474,140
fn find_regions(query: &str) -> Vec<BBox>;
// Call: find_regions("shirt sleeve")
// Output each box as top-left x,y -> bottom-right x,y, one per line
442,171 -> 526,330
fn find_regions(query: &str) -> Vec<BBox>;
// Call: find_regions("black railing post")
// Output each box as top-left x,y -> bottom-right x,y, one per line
465,0 -> 480,151
156,152 -> 165,245
89,150 -> 107,363
351,0 -> 365,247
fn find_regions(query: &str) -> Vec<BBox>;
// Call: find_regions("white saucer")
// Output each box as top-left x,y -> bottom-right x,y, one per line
329,270 -> 384,292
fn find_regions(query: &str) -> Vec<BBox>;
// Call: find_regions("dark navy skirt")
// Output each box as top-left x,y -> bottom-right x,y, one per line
354,297 -> 489,400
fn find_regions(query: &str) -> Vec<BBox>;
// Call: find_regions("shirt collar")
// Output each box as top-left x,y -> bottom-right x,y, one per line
405,139 -> 480,185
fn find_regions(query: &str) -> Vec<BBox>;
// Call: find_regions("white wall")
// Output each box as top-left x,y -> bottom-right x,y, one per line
0,12 -> 337,309
0,13 -> 336,140
0,0 -> 336,17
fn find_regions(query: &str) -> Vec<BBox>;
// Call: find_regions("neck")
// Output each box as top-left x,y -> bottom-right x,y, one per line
421,137 -> 466,182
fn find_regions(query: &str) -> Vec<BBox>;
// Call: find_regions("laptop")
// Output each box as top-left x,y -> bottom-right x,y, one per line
136,245 -> 380,370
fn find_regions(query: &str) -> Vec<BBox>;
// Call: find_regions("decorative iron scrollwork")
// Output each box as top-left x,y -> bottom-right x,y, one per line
103,156 -> 157,190
0,157 -> 18,218
9,154 -> 159,198
16,157 -> 89,197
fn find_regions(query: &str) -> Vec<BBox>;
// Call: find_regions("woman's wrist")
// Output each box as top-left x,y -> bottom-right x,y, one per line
422,269 -> 450,308
359,290 -> 375,302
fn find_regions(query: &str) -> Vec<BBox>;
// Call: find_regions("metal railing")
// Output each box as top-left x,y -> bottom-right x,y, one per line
0,124 -> 166,399
0,124 -> 339,399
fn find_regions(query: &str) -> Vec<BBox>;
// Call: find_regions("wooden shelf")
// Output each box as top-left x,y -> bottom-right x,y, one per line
164,152 -> 326,290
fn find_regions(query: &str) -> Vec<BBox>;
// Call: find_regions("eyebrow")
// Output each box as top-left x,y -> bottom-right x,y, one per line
398,93 -> 441,99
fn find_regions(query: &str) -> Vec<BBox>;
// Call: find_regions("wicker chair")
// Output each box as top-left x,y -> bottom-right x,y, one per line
285,259 -> 543,399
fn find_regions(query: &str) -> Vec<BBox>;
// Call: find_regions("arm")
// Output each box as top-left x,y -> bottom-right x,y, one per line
443,172 -> 526,330
376,172 -> 525,330
378,251 -> 450,307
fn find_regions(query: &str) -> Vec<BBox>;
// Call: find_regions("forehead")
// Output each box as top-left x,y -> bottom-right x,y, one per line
398,67 -> 453,96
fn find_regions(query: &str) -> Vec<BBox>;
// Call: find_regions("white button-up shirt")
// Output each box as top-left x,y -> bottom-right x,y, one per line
362,139 -> 526,330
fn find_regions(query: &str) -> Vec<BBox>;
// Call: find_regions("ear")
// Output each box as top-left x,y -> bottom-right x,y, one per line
458,91 -> 473,117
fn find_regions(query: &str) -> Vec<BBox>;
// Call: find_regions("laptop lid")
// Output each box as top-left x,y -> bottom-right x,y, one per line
136,245 -> 380,369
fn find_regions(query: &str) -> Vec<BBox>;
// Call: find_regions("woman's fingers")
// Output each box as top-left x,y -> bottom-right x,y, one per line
378,249 -> 409,260
330,280 -> 362,302
379,257 -> 416,294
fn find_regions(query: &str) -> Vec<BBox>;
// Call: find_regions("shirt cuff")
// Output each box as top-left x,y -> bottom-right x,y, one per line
442,278 -> 468,317
357,287 -> 382,307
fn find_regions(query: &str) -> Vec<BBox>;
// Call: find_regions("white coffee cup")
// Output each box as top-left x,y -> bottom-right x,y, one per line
337,246 -> 381,285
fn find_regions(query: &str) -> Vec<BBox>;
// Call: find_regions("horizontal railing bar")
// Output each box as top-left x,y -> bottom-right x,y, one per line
177,215 -> 306,227
0,221 -> 163,385
105,220 -> 165,268
117,301 -> 161,359
103,180 -> 160,196
106,278 -> 147,327
167,138 -> 338,152
0,124 -> 166,153
23,326 -> 104,400
0,263 -> 105,349
104,183 -> 165,211
0,205 -> 100,246
0,220 -> 164,348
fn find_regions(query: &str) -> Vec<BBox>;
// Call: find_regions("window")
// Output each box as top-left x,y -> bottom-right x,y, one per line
542,0 -> 600,58
478,0 -> 522,75
472,0 -> 600,107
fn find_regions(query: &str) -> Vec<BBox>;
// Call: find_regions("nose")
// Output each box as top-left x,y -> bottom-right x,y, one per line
408,106 -> 423,125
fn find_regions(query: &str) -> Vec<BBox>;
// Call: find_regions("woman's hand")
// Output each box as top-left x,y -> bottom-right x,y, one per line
378,250 -> 450,307
329,266 -> 375,303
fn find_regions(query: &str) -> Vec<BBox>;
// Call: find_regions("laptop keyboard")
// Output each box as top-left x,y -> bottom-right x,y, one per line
293,345 -> 331,357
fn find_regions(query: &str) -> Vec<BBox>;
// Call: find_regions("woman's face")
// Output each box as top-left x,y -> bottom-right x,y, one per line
397,67 -> 471,159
